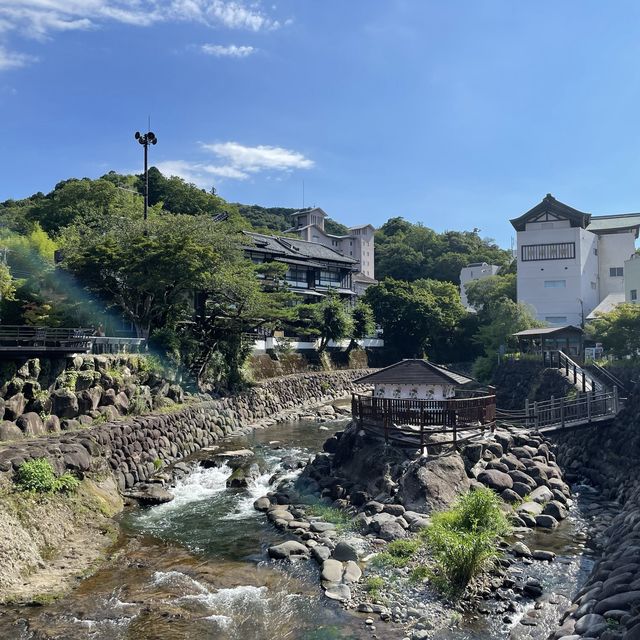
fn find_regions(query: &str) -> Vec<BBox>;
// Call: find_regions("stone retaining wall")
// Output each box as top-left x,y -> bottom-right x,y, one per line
0,369 -> 372,492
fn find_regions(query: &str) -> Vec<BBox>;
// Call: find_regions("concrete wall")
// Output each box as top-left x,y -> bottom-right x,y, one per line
624,253 -> 640,303
597,229 -> 636,300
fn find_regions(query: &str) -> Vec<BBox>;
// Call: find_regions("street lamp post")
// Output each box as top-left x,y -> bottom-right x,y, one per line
134,130 -> 157,221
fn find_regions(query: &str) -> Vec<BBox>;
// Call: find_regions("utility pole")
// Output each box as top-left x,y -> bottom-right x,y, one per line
134,130 -> 157,221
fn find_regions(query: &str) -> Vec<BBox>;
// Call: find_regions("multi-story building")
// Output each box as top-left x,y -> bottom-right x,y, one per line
287,208 -> 377,290
511,194 -> 640,326
459,263 -> 501,310
243,231 -> 358,302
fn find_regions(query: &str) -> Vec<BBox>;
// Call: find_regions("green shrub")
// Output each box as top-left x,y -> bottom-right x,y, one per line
372,539 -> 421,568
305,503 -> 352,532
409,565 -> 430,582
15,458 -> 80,494
153,458 -> 163,470
423,487 -> 510,597
364,576 -> 385,599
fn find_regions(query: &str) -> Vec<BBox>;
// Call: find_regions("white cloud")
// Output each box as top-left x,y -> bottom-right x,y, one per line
156,141 -> 314,185
0,1 -> 282,70
0,45 -> 36,69
202,141 -> 315,173
201,43 -> 255,57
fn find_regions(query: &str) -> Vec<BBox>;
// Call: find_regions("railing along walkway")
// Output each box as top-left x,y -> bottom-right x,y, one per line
544,350 -> 604,393
496,388 -> 621,433
352,393 -> 496,450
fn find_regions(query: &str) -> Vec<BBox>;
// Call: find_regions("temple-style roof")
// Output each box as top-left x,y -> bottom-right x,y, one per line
512,325 -> 583,337
290,207 -> 327,218
510,194 -> 590,231
354,359 -> 474,386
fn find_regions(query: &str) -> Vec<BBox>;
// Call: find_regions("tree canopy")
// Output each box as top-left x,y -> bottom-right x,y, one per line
364,277 -> 467,362
375,217 -> 513,284
587,303 -> 640,358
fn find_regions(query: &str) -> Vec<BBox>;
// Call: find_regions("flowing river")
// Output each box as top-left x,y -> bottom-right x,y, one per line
0,413 -> 613,640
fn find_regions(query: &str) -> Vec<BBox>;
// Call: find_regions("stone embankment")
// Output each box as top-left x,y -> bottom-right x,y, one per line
548,382 -> 640,639
0,354 -> 187,442
0,369 -> 372,491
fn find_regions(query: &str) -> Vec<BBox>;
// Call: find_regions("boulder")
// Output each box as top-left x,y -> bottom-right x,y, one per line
535,514 -> 559,529
332,541 -> 359,562
268,541 -> 310,560
123,485 -> 174,505
511,482 -> 531,498
4,393 -> 26,420
324,584 -> 351,601
398,453 -> 470,513
532,550 -> 555,561
312,545 -> 332,563
15,412 -> 45,436
113,391 -> 130,415
343,560 -> 362,583
501,488 -> 522,504
511,542 -> 532,557
463,442 -> 483,463
530,485 -> 554,504
0,420 -> 23,441
254,497 -> 271,511
543,500 -> 568,521
51,389 -> 79,418
77,387 -> 102,413
478,469 -> 513,491
517,501 -> 543,516
321,559 -> 344,583
377,519 -> 408,541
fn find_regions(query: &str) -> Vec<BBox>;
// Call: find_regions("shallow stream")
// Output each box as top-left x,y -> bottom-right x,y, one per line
0,416 -> 611,640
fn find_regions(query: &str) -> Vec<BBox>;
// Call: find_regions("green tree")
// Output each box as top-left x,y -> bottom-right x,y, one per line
472,299 -> 543,381
60,214 -> 238,338
587,303 -> 640,358
347,300 -> 375,351
364,278 -> 466,361
464,273 -> 517,314
312,293 -> 353,352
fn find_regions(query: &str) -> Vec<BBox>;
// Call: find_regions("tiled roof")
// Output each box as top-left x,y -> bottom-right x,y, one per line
512,325 -> 583,337
587,214 -> 640,233
244,231 -> 357,265
354,359 -> 473,386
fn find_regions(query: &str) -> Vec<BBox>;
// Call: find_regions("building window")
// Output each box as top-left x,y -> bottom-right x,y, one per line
591,281 -> 597,290
285,268 -> 309,288
545,316 -> 568,324
544,280 -> 566,288
594,248 -> 598,255
632,289 -> 638,301
316,269 -> 342,288
521,242 -> 575,261
610,267 -> 624,277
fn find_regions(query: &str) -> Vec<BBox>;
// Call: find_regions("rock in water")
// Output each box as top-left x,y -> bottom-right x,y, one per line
268,541 -> 310,560
398,453 -> 470,513
123,484 -> 174,505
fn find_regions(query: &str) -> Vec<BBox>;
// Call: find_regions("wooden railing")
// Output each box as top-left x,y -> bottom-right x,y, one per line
496,388 -> 619,431
351,392 -> 496,450
543,350 -> 604,393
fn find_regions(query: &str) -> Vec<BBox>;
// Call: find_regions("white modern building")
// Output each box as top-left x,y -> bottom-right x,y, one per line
511,194 -> 640,326
624,253 -> 640,304
287,208 -> 377,291
460,263 -> 501,310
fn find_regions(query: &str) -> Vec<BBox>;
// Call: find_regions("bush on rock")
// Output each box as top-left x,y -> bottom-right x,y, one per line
423,487 -> 510,597
15,458 -> 80,494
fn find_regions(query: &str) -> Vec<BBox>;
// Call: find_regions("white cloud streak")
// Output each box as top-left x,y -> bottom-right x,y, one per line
156,142 -> 314,186
0,45 -> 36,69
201,43 -> 254,57
0,1 -> 281,70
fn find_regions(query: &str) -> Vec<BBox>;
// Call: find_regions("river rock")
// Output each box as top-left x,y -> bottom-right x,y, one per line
123,484 -> 174,505
0,420 -> 23,441
532,550 -> 556,561
478,469 -> 513,491
543,500 -> 568,521
535,514 -> 559,529
512,542 -> 532,557
517,501 -> 543,516
311,521 -> 336,533
254,496 -> 271,511
324,584 -> 351,601
343,560 -> 362,583
321,559 -> 344,583
574,613 -> 607,635
312,545 -> 331,563
377,519 -> 407,541
399,453 -> 470,513
530,485 -> 554,504
333,541 -> 359,562
268,541 -> 310,560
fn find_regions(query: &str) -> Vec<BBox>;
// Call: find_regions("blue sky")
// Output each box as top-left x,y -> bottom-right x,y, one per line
2,1 -> 640,247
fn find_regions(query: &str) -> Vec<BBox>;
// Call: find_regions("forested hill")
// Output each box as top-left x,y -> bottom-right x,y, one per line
235,204 -> 349,235
0,167 -> 513,285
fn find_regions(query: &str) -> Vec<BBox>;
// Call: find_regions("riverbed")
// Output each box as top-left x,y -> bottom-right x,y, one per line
0,416 -> 614,640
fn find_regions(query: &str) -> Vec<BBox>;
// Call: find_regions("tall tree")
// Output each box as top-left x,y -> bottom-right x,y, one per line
587,303 -> 640,358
